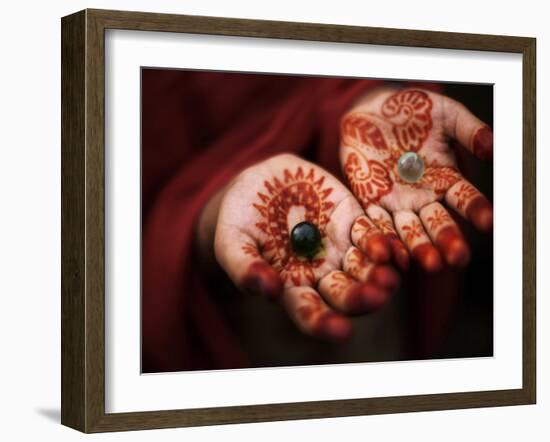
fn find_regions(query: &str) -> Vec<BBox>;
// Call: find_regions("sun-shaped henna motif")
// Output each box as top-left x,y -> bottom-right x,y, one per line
252,167 -> 334,287
401,220 -> 423,247
426,208 -> 452,231
421,165 -> 462,195
372,215 -> 395,235
381,89 -> 433,152
343,152 -> 393,207
453,182 -> 478,210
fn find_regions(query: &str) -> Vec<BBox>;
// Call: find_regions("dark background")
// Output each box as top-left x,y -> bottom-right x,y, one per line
434,82 -> 493,359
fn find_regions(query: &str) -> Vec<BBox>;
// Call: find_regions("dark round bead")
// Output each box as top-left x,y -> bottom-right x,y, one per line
290,221 -> 322,258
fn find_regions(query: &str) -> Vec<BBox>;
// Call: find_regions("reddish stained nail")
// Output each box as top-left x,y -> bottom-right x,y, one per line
387,233 -> 410,270
412,243 -> 443,272
370,265 -> 399,290
466,196 -> 493,232
346,283 -> 390,313
317,312 -> 352,342
436,226 -> 471,267
473,126 -> 493,161
365,233 -> 391,263
241,261 -> 283,301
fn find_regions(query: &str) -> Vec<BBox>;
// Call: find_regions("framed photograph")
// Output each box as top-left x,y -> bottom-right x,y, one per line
61,9 -> 536,433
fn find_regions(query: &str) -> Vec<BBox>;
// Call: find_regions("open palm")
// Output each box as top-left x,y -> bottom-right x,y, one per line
340,87 -> 493,272
215,154 -> 398,341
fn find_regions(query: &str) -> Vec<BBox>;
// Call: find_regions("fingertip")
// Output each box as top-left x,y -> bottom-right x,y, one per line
446,238 -> 471,268
371,265 -> 400,291
473,126 -> 493,161
363,284 -> 391,311
350,283 -> 391,313
467,197 -> 493,232
475,207 -> 493,232
436,226 -> 471,268
388,234 -> 410,270
342,282 -> 390,315
396,249 -> 410,271
319,313 -> 353,342
365,233 -> 391,263
413,243 -> 443,272
242,261 -> 283,301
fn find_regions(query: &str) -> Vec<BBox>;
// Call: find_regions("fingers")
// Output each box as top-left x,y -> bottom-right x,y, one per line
318,270 -> 390,315
445,179 -> 493,232
443,96 -> 493,161
282,286 -> 352,341
350,215 -> 391,263
214,225 -> 283,300
343,246 -> 399,291
394,211 -> 443,272
365,204 -> 410,270
419,202 -> 471,267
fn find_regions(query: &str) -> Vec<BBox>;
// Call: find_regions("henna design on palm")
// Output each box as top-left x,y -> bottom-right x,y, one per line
340,87 -> 493,271
381,89 -> 433,152
252,166 -> 333,287
215,154 -> 399,341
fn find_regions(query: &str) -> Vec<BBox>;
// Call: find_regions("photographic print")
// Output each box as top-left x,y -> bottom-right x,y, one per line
140,70 -> 494,373
61,9 -> 535,431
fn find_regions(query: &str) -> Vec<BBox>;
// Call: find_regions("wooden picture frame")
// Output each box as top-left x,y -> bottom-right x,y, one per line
61,8 -> 536,433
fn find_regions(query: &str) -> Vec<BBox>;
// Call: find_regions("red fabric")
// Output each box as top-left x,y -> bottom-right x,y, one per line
141,71 -> 448,372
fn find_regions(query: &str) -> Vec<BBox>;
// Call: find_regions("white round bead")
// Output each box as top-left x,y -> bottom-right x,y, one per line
397,152 -> 424,183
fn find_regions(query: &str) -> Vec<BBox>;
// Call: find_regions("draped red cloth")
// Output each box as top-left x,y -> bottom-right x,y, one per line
141,70 -> 446,372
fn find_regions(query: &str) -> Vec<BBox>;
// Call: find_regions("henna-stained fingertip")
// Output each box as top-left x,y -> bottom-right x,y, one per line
242,261 -> 283,301
371,265 -> 400,290
412,243 -> 443,272
466,197 -> 493,232
388,234 -> 410,270
473,126 -> 493,161
366,233 -> 392,263
436,226 -> 471,268
318,313 -> 353,342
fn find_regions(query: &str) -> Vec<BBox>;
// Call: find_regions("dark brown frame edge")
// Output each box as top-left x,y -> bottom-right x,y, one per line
61,8 -> 536,433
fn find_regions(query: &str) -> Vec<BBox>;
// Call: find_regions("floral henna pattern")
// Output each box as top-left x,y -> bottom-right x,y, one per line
339,87 -> 485,239
341,113 -> 390,152
372,144 -> 460,199
343,152 -> 392,206
453,182 -> 479,210
344,248 -> 374,282
401,220 -> 423,248
426,208 -> 452,231
253,167 -> 334,287
340,90 -> 451,209
421,165 -> 462,195
381,89 -> 433,152
352,217 -> 379,238
372,215 -> 395,235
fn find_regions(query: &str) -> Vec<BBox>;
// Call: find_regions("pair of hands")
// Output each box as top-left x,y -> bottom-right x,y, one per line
209,86 -> 493,342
